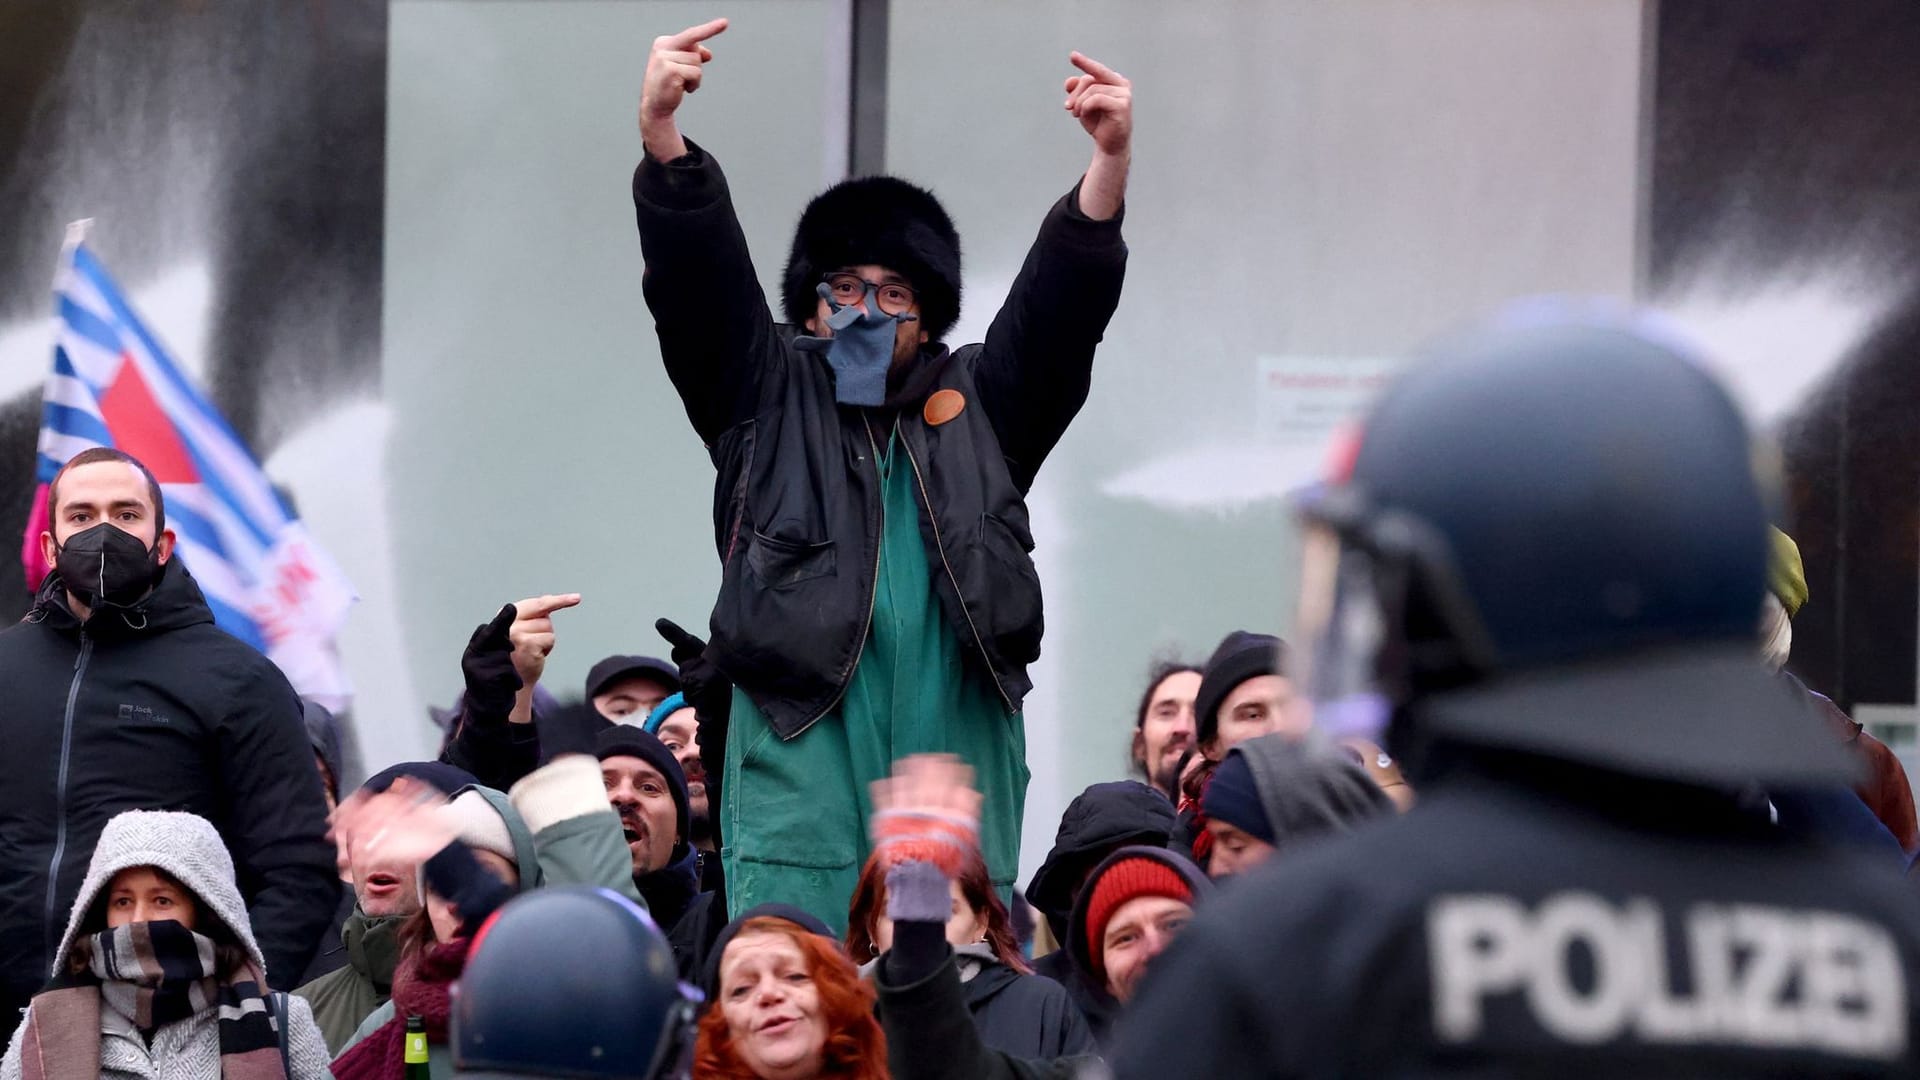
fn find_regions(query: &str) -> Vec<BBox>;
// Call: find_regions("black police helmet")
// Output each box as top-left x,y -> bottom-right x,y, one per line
453,887 -> 696,1079
1301,305 -> 1853,787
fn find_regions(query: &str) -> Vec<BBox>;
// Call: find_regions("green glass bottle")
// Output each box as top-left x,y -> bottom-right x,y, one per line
404,1014 -> 431,1078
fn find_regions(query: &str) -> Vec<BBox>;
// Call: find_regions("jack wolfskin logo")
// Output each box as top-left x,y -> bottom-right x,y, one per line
118,704 -> 168,725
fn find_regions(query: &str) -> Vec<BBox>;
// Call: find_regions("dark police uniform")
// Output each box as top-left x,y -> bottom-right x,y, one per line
1112,753 -> 1920,1077
1112,312 -> 1920,1078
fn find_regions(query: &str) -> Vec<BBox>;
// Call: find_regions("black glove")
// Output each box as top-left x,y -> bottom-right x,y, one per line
462,604 -> 524,723
656,618 -> 732,836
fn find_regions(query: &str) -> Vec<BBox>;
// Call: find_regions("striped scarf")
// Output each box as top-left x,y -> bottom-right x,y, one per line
89,920 -> 221,1031
15,920 -> 285,1080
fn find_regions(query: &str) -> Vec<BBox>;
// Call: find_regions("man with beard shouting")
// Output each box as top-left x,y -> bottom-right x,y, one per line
594,725 -> 717,976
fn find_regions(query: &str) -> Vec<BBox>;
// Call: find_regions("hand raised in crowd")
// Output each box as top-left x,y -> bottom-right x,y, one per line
507,592 -> 582,688
329,778 -> 457,873
1065,50 -> 1131,220
656,616 -> 732,804
869,753 -> 985,875
461,603 -> 523,720
1065,51 -> 1132,157
463,592 -> 579,726
639,16 -> 729,161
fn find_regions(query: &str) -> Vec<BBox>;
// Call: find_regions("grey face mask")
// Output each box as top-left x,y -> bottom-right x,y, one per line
795,281 -> 917,407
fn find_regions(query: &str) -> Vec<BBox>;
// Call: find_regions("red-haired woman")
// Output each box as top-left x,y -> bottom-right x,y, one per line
696,909 -> 888,1080
847,848 -> 1093,1060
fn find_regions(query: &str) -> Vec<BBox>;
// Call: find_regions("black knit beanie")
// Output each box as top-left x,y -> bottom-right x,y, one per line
362,761 -> 478,796
1194,630 -> 1287,750
1200,750 -> 1272,843
594,725 -> 691,853
701,903 -> 838,1005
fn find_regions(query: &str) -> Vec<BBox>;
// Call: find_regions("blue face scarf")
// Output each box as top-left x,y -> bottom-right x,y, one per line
795,281 -> 917,407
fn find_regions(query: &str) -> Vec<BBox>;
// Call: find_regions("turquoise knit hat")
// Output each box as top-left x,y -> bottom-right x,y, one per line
642,692 -> 688,734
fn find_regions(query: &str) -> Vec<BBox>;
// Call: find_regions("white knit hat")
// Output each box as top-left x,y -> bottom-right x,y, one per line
443,789 -> 516,864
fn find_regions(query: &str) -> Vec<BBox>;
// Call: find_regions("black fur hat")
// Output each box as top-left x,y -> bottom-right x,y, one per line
782,175 -> 962,341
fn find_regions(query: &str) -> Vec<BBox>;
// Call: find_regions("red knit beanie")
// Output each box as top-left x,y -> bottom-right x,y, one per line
1083,856 -> 1194,978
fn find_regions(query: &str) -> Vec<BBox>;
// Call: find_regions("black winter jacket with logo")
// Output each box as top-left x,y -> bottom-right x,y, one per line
0,560 -> 336,1041
633,142 -> 1126,739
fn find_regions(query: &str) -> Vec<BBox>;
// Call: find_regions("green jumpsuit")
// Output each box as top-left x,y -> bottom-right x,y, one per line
721,424 -> 1029,935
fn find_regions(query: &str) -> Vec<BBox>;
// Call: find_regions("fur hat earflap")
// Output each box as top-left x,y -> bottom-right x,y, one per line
782,175 -> 962,341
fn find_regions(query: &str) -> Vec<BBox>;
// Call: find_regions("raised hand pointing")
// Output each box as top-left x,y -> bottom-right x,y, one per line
508,592 -> 583,689
640,17 -> 729,161
1064,50 -> 1132,221
1064,51 -> 1132,157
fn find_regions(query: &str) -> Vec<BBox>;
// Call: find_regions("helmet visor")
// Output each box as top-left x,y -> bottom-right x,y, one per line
1293,523 -> 1394,745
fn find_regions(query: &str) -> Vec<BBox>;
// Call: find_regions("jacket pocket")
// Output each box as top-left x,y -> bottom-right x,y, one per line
745,530 -> 837,589
729,714 -> 860,870
978,513 -> 1044,666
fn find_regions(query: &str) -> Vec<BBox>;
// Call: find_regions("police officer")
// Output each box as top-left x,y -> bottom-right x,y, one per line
452,886 -> 698,1079
1111,310 -> 1920,1076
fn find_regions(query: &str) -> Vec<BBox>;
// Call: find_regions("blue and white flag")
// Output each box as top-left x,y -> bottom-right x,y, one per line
24,222 -> 356,708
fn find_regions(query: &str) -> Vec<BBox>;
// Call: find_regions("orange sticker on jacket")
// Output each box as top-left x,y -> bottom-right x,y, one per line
924,389 -> 966,427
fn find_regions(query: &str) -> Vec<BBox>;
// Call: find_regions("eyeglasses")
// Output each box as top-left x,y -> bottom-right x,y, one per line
824,273 -> 917,316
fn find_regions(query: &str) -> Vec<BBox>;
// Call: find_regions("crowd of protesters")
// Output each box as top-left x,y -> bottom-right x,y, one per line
5,12 -> 1920,1080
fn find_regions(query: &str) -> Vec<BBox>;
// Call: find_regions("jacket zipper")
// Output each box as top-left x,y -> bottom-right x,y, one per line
900,430 -> 1016,714
45,632 -> 92,959
793,417 -> 889,737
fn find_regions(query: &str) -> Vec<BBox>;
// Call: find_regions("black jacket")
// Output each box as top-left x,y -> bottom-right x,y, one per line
961,952 -> 1097,1060
439,710 -> 540,793
438,695 -> 620,793
1031,942 -> 1119,1048
0,561 -> 337,1038
637,844 -> 704,941
633,143 -> 1126,738
294,881 -> 356,986
666,888 -> 722,983
1112,751 -> 1920,1078
877,945 -> 1095,1080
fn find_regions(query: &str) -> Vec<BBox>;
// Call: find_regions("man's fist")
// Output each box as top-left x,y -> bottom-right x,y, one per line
1064,51 -> 1132,157
508,592 -> 582,688
640,17 -> 728,157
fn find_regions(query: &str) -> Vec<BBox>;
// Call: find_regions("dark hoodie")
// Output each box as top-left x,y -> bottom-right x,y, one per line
0,559 -> 337,1042
302,699 -> 345,803
1202,733 -> 1394,854
1022,781 -> 1175,1044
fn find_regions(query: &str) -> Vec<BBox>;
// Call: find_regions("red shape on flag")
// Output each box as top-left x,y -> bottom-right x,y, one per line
97,354 -> 200,484
20,483 -> 52,590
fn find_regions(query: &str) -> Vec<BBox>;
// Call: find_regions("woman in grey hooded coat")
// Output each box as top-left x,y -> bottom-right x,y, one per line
1,809 -> 333,1079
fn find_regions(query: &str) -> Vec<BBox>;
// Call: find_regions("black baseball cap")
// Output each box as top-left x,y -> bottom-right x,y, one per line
585,655 -> 681,701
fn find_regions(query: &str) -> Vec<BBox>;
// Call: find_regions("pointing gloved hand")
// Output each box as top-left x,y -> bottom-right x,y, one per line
461,604 -> 524,723
657,617 -> 732,836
